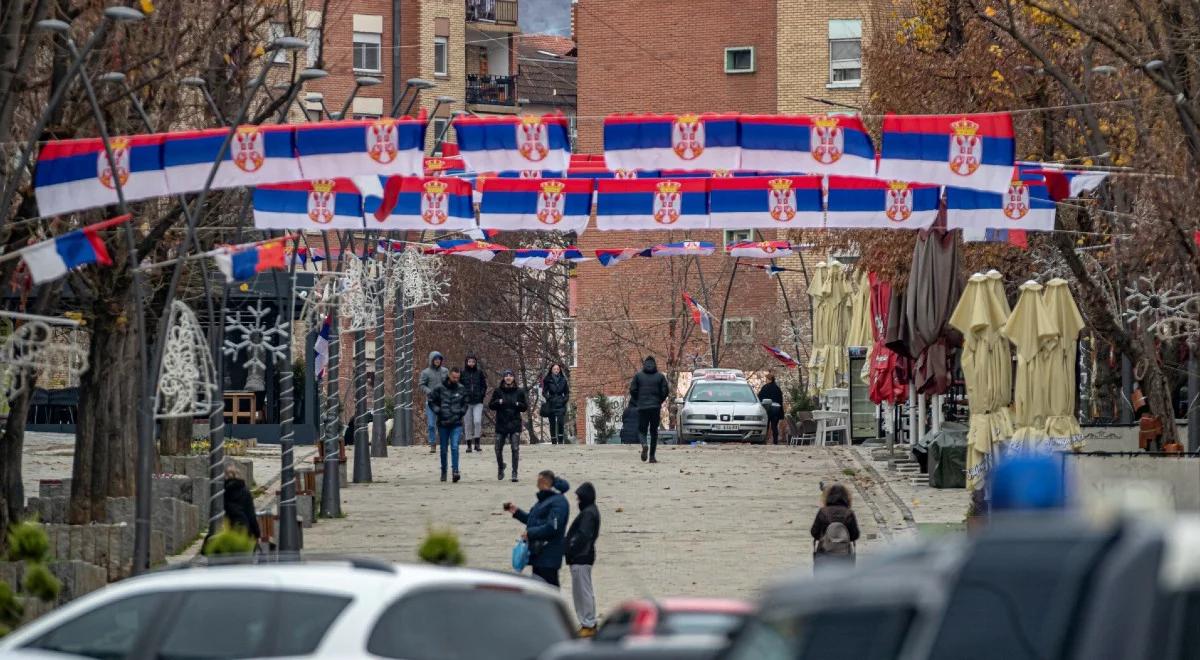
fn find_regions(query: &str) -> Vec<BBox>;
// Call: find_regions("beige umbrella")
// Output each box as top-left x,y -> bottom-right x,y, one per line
807,262 -> 831,396
819,264 -> 850,392
847,271 -> 874,349
1001,281 -> 1057,453
1041,278 -> 1085,450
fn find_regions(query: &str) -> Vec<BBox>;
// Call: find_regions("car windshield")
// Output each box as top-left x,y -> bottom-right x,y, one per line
688,383 -> 757,403
662,611 -> 746,637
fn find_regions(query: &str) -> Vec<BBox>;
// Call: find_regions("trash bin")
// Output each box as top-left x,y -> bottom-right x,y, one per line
927,421 -> 968,489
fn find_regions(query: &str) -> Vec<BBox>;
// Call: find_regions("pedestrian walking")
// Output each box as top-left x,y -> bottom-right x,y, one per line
503,470 -> 570,586
565,482 -> 601,637
541,364 -> 570,445
429,367 -> 469,483
758,372 -> 785,445
810,483 -> 860,572
222,463 -> 261,541
489,370 -> 528,482
461,355 -> 488,453
419,351 -> 449,454
629,356 -> 668,463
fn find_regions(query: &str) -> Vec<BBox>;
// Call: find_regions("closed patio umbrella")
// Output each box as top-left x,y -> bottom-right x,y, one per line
1041,278 -> 1085,450
1001,281 -> 1056,453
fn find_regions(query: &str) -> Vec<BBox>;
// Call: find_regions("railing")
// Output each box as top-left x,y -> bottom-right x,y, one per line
467,0 -> 517,24
466,74 -> 517,106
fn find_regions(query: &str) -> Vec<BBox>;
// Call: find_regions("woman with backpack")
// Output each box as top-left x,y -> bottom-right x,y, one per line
810,482 -> 860,572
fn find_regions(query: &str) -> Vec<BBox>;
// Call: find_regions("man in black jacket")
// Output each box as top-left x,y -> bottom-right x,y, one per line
429,368 -> 469,482
629,356 -> 669,463
461,355 -> 488,453
565,482 -> 600,636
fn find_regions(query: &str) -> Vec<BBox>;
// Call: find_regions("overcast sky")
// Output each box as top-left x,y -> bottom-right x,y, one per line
520,0 -> 572,35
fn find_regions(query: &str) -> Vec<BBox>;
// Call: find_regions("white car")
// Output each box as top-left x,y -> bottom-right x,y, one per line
678,372 -> 768,444
0,558 -> 576,659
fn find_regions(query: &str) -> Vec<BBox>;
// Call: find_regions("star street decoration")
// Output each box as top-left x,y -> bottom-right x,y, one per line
340,256 -> 379,332
389,248 -> 448,310
1123,275 -> 1200,339
223,303 -> 289,392
0,313 -> 88,403
155,301 -> 218,419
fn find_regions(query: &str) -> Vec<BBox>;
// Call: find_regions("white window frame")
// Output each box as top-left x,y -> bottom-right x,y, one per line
724,46 -> 755,74
268,22 -> 289,64
306,26 -> 321,67
828,20 -> 863,88
434,36 -> 449,77
722,318 -> 755,345
723,229 -> 753,249
353,31 -> 382,73
564,321 -> 578,369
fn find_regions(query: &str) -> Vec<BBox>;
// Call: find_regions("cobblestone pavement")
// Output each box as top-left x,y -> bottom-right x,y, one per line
303,443 -> 969,616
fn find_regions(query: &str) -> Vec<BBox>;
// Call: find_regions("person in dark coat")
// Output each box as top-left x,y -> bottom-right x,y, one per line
758,372 -> 785,445
504,471 -> 570,586
429,368 -> 469,483
565,482 -> 601,635
223,463 -> 261,541
629,356 -> 669,463
810,483 -> 860,571
542,364 -> 570,445
461,355 -> 488,453
489,369 -> 528,482
619,404 -> 641,444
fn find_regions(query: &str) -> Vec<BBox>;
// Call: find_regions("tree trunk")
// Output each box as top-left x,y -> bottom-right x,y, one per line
1139,332 -> 1180,447
70,314 -> 139,524
0,385 -> 35,554
159,417 -> 192,457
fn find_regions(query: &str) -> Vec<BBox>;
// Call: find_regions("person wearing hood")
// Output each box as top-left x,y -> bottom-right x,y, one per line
461,355 -> 488,453
419,352 -> 449,454
541,364 -> 570,445
629,356 -> 669,463
429,367 -> 469,483
222,462 -> 260,541
758,372 -> 785,445
504,471 -> 570,586
565,482 -> 601,636
489,369 -> 528,482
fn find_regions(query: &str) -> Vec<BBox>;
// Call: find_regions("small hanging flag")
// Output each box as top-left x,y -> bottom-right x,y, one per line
595,248 -> 644,268
682,292 -> 713,335
289,245 -> 308,267
727,240 -> 794,259
429,239 -> 508,262
511,247 -> 587,270
762,344 -> 799,368
212,241 -> 287,282
465,228 -> 502,241
748,263 -> 789,277
20,214 -> 129,284
314,315 -> 331,379
651,241 -> 716,257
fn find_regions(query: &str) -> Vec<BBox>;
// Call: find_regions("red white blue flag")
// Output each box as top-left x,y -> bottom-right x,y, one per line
651,241 -> 716,257
163,125 -> 302,193
479,178 -> 594,233
314,315 -> 331,379
739,114 -> 877,177
357,176 -> 476,231
212,240 -> 287,283
825,176 -> 941,229
946,178 -> 1056,238
428,239 -> 507,262
496,170 -> 566,179
708,175 -> 823,229
1016,161 -> 1107,200
748,263 -> 789,276
604,113 -> 740,172
453,114 -> 571,173
511,247 -> 587,270
727,240 -> 794,258
595,248 -> 644,268
253,179 -> 364,230
595,178 -> 709,230
567,168 -> 658,180
20,214 -> 128,284
878,113 -> 1016,193
35,135 -> 170,216
763,344 -> 799,368
424,156 -> 466,177
295,117 -> 425,180
682,292 -> 713,334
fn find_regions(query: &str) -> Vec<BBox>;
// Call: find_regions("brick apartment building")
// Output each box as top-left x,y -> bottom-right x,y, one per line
570,0 -> 872,441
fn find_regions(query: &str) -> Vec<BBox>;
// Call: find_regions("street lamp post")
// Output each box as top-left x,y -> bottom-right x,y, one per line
393,78 -> 435,118
181,77 -> 227,125
338,76 -> 382,119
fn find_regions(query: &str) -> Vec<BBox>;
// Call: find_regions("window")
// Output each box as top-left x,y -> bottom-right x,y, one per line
725,46 -> 755,74
307,26 -> 321,66
30,592 -> 171,657
158,589 -> 276,658
829,20 -> 863,87
687,382 -> 758,403
430,118 -> 449,154
273,591 -> 353,655
269,21 -> 289,64
723,318 -> 754,344
723,229 -> 753,249
367,587 -> 572,659
564,321 -> 577,368
354,31 -> 382,72
434,36 -> 449,77
306,108 -> 324,122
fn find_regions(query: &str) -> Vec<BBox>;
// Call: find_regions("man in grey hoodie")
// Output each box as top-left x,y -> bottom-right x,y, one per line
420,351 -> 449,454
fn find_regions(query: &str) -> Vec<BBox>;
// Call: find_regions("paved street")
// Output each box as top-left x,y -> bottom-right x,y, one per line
304,443 -> 968,615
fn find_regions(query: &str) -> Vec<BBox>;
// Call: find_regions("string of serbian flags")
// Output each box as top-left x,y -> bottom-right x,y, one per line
32,112 -> 1108,241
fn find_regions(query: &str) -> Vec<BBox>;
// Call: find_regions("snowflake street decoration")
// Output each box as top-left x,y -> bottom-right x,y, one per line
298,278 -> 338,328
224,303 -> 289,392
1123,275 -> 1200,339
0,315 -> 88,402
155,301 -> 218,419
389,249 -> 448,310
340,256 -> 380,331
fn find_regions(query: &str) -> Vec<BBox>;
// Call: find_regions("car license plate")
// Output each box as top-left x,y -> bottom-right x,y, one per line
714,424 -> 738,431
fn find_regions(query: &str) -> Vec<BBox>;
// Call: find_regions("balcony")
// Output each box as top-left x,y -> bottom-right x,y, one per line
467,74 -> 517,108
467,0 -> 518,27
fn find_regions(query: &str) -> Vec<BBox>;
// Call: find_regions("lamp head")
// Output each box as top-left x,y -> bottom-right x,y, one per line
356,76 -> 382,87
104,7 -> 146,22
98,72 -> 127,84
35,19 -> 71,34
299,68 -> 328,81
435,96 -> 456,104
269,36 -> 308,52
1145,59 -> 1165,71
181,76 -> 207,88
304,92 -> 324,102
407,78 -> 435,90
1091,65 -> 1118,75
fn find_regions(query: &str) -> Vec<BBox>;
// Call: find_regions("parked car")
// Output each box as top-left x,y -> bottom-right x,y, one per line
596,598 -> 754,642
678,371 -> 767,444
0,558 -> 575,659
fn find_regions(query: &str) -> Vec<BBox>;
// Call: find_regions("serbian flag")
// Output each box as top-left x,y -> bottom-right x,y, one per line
163,124 -> 301,193
1017,161 -> 1107,200
727,240 -> 794,258
212,241 -> 287,283
682,292 -> 713,334
289,245 -> 309,267
739,114 -> 876,177
295,117 -> 425,180
20,214 -> 127,284
651,241 -> 716,257
748,263 -> 789,276
453,114 -> 571,173
570,154 -> 606,167
511,247 -> 587,270
430,239 -> 507,262
825,176 -> 940,229
253,179 -> 364,231
595,248 -> 644,267
946,179 -> 1056,238
424,156 -> 466,177
479,178 -> 593,233
595,178 -> 709,231
465,228 -> 501,241
709,175 -> 823,229
377,238 -> 407,254
35,135 -> 170,216
567,168 -> 659,180
604,113 -> 740,172
496,170 -> 566,179
763,344 -> 799,368
658,169 -> 758,178
314,315 -> 332,379
357,175 -> 476,231
877,113 -> 1015,193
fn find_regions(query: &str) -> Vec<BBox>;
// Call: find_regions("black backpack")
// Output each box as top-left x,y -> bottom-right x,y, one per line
817,521 -> 854,557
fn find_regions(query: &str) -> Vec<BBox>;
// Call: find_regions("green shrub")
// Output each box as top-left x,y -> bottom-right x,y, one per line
417,528 -> 465,567
202,524 -> 257,556
21,563 -> 60,602
0,581 -> 23,637
6,520 -> 50,563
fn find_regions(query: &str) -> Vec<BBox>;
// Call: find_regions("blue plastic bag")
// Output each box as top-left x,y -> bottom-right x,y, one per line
511,538 -> 529,572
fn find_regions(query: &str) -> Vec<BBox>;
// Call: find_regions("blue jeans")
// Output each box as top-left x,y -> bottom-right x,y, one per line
426,402 -> 437,446
438,425 -> 462,474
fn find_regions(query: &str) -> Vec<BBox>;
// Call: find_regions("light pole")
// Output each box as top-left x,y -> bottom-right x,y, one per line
393,78 -> 435,118
276,67 -> 328,122
338,76 -> 382,119
433,108 -> 465,154
181,76 -> 227,126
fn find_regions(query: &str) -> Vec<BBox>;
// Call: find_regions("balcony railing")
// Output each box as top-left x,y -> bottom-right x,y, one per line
467,74 -> 517,106
467,0 -> 517,25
